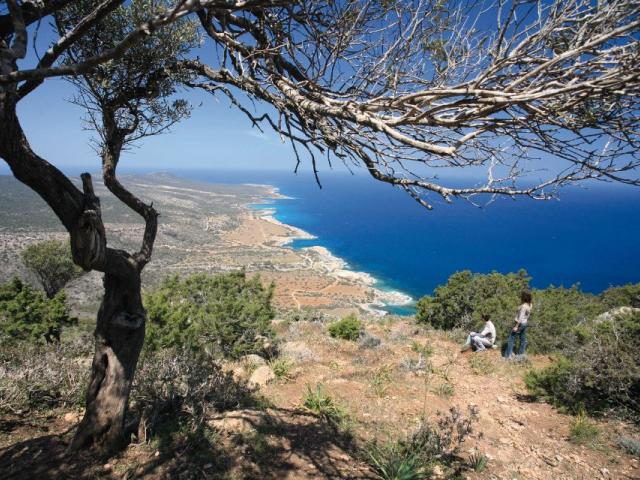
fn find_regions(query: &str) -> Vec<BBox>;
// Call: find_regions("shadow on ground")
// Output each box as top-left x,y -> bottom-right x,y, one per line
0,407 -> 370,479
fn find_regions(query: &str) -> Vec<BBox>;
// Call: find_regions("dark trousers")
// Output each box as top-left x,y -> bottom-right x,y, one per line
504,324 -> 528,357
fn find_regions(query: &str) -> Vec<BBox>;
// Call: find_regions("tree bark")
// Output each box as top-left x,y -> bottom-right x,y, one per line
71,261 -> 146,452
1,93 -> 154,455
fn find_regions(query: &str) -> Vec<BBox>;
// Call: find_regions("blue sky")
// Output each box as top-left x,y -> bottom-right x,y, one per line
1,4 -> 636,192
9,75 -> 303,174
0,16 -> 311,176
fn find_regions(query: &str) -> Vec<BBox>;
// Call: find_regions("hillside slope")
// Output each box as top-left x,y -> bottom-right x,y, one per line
1,318 -> 638,479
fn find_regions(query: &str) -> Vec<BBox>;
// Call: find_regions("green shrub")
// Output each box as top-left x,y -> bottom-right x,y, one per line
415,270 -> 616,354
434,382 -> 454,399
600,284 -> 640,309
269,358 -> 294,383
569,412 -> 600,446
415,270 -> 530,331
617,437 -> 640,457
21,240 -> 83,299
302,383 -> 348,427
468,355 -> 494,376
0,277 -> 77,343
468,453 -> 488,472
367,443 -> 430,480
328,313 -> 362,341
410,341 -> 433,358
530,286 -> 605,353
369,365 -> 394,398
144,272 -> 275,359
526,311 -> 640,420
365,406 -> 479,479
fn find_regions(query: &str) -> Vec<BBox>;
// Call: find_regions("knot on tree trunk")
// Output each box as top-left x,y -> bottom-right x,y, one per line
71,209 -> 107,270
111,310 -> 145,330
71,173 -> 107,271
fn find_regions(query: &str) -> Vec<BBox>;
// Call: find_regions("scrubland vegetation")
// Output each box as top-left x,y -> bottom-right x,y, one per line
416,269 -> 640,422
1,241 -> 639,478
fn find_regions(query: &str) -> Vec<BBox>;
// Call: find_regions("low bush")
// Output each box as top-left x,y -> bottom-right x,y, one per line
0,335 -> 91,413
468,453 -> 488,472
302,383 -> 348,428
328,313 -> 362,341
0,277 -> 77,343
144,271 -> 275,359
359,330 -> 382,348
434,382 -> 454,399
268,358 -> 295,383
133,347 -> 260,441
369,365 -> 394,398
569,412 -> 600,446
617,437 -> 640,457
365,406 -> 479,479
468,355 -> 494,376
410,341 -> 433,358
367,443 -> 430,480
526,311 -> 640,420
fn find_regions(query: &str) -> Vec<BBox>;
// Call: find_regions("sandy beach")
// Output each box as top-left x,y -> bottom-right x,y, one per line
222,186 -> 414,316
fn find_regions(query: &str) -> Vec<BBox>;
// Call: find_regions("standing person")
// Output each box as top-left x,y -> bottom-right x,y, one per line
461,314 -> 497,352
503,290 -> 533,359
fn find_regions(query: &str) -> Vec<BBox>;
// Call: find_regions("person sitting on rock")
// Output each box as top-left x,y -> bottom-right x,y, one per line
461,314 -> 496,352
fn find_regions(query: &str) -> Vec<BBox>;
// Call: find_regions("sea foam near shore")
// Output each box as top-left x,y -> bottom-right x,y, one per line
254,187 -> 414,315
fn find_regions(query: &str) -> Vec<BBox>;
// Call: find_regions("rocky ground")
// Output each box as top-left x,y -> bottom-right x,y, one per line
1,319 -> 638,479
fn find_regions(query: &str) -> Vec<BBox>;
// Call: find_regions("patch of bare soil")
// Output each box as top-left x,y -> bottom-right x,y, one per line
1,321 -> 639,480
265,320 -> 640,480
0,407 -> 368,480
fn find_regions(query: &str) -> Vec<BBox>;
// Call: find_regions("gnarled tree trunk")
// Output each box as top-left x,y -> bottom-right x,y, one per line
1,86 -> 157,454
71,264 -> 146,451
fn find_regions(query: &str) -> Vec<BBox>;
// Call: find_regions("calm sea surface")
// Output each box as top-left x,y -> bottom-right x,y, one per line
170,169 -> 640,315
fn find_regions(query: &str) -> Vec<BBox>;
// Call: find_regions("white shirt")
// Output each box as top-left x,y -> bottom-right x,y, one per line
479,320 -> 496,344
516,303 -> 532,325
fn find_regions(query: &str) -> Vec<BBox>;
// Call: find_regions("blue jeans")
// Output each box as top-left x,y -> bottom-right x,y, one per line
504,325 -> 528,357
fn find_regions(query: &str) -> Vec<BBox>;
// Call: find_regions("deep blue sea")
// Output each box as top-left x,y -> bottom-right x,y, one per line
169,169 -> 640,315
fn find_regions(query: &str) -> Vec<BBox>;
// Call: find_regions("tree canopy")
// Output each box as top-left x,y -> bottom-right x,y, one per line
144,272 -> 275,359
0,277 -> 77,343
21,240 -> 84,298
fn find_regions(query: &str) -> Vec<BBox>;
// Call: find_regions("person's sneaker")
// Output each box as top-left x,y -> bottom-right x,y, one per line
460,344 -> 471,353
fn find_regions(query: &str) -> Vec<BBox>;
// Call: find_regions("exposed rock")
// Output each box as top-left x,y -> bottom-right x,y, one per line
596,306 -> 640,323
281,341 -> 316,362
63,412 -> 82,423
240,354 -> 267,366
208,409 -> 268,434
249,365 -> 275,387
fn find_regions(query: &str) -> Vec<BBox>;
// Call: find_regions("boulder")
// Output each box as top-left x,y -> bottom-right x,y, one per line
596,306 -> 640,323
249,365 -> 275,387
240,354 -> 267,366
280,341 -> 316,362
